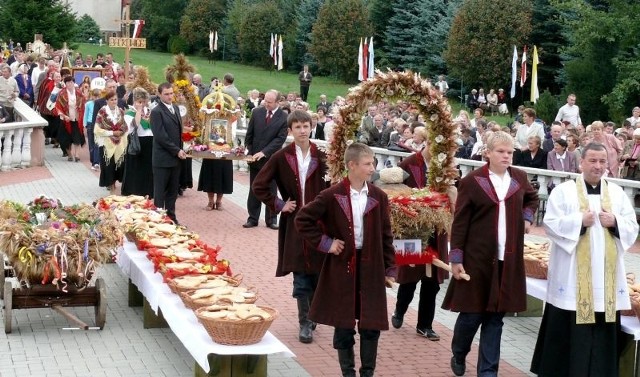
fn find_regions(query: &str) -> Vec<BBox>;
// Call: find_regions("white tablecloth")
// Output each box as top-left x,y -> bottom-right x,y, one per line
526,276 -> 640,340
116,241 -> 295,372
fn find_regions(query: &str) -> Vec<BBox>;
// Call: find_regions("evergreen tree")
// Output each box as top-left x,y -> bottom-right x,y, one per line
293,0 -> 325,72
237,2 -> 286,66
369,0 -> 396,55
0,0 -> 76,48
225,0 -> 261,62
529,0 -> 566,95
384,0 -> 420,72
75,14 -> 101,43
309,0 -> 372,82
131,0 -> 187,52
179,0 -> 226,53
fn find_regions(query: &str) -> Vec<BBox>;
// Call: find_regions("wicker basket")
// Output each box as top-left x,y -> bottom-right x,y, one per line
124,232 -> 137,242
524,258 -> 548,280
195,306 -> 278,345
167,274 -> 243,294
180,287 -> 258,310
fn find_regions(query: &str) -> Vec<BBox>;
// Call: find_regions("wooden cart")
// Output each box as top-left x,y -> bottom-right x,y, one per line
0,269 -> 106,333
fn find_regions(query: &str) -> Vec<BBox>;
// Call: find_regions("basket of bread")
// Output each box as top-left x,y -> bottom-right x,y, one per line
195,303 -> 278,345
180,285 -> 258,310
523,240 -> 550,279
167,274 -> 243,294
623,272 -> 640,318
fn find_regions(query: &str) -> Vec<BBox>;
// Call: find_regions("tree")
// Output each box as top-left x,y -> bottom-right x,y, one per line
131,0 -> 187,52
444,0 -> 532,89
225,0 -> 262,62
179,0 -> 227,53
529,0 -> 567,95
237,2 -> 286,66
293,0 -> 325,72
75,14 -> 101,43
369,0 -> 396,56
309,0 -> 372,82
385,0 -> 461,76
0,0 -> 77,48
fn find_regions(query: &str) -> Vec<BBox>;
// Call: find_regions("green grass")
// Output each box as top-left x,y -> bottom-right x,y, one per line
75,43 -> 352,101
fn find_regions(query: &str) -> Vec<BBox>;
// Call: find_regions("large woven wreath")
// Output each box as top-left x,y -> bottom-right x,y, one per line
327,70 -> 458,193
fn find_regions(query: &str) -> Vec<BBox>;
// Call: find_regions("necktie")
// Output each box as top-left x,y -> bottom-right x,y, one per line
266,110 -> 272,125
168,105 -> 175,115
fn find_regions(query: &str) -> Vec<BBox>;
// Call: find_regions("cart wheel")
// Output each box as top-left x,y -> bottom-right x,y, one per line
95,278 -> 106,330
4,281 -> 12,333
0,261 -> 5,300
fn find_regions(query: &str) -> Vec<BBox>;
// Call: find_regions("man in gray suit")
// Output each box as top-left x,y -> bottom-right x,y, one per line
244,89 -> 288,229
150,82 -> 187,224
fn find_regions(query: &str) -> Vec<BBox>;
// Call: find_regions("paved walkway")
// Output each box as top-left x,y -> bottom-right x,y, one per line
1,145 -> 639,376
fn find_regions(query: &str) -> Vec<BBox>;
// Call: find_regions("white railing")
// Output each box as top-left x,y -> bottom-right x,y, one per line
233,128 -> 640,206
1,100 -> 48,171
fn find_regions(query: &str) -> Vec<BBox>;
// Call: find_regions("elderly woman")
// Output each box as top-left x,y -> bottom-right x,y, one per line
486,89 -> 499,116
514,135 -> 547,169
54,76 -> 85,162
620,128 -> 640,180
547,138 -> 578,173
590,120 -> 622,177
94,91 -> 127,194
122,88 -> 154,198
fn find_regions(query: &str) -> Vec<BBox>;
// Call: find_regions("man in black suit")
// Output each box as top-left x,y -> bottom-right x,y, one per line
316,94 -> 331,113
150,82 -> 187,224
244,89 -> 288,229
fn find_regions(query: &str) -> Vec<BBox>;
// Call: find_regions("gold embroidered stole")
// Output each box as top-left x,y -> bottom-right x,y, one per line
575,176 -> 617,324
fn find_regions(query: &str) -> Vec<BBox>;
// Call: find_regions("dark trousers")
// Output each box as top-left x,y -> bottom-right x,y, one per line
452,311 -> 506,377
86,124 -> 99,165
292,272 -> 318,300
333,326 -> 380,350
395,275 -> 440,330
247,164 -> 276,225
153,164 -> 181,223
300,85 -> 310,101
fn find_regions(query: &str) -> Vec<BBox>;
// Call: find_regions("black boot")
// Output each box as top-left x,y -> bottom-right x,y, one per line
297,298 -> 313,343
338,348 -> 356,377
359,339 -> 378,377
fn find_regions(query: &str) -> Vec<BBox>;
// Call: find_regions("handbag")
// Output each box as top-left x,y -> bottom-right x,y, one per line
127,124 -> 141,156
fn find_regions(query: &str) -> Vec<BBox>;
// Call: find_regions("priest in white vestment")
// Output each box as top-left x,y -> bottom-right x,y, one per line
531,142 -> 639,376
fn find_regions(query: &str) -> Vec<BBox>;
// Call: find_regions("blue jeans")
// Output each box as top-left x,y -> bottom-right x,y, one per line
86,124 -> 99,165
452,311 -> 506,377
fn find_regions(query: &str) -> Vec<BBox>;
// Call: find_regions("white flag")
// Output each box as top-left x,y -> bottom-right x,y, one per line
209,31 -> 214,53
510,45 -> 517,99
357,38 -> 363,81
269,33 -> 274,58
368,37 -> 374,79
277,35 -> 283,71
213,31 -> 218,51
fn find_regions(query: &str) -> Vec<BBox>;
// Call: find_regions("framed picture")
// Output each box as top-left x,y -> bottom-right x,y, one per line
204,118 -> 233,151
72,68 -> 104,87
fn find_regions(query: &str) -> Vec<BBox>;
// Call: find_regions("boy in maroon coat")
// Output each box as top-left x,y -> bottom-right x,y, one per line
296,143 -> 397,377
253,110 -> 328,343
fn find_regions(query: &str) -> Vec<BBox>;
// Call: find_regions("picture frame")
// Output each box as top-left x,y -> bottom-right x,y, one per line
203,117 -> 233,151
72,68 -> 104,87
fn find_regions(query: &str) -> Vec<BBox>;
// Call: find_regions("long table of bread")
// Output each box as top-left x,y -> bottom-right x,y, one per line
117,240 -> 295,372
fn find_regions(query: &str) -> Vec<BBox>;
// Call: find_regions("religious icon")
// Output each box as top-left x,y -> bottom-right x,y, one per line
209,119 -> 228,144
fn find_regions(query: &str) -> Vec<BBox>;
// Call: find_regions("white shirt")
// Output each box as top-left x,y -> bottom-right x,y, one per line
555,104 -> 581,126
295,144 -> 311,205
489,169 -> 511,260
514,122 -> 545,149
350,183 -> 369,249
164,102 -> 175,114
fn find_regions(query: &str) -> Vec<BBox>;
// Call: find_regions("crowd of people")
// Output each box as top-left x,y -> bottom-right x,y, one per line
4,43 -> 640,376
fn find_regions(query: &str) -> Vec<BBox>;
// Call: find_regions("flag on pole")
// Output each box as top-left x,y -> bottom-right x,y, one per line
209,31 -> 214,53
530,45 -> 539,103
358,38 -> 364,81
510,46 -> 517,99
133,20 -> 145,38
368,37 -> 374,79
362,38 -> 369,81
520,45 -> 527,87
269,34 -> 274,59
277,35 -> 283,71
273,34 -> 278,66
213,31 -> 218,51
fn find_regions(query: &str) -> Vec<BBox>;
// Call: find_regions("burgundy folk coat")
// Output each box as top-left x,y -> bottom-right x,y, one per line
295,179 -> 397,330
252,142 -> 328,277
396,152 -> 450,284
442,164 -> 538,313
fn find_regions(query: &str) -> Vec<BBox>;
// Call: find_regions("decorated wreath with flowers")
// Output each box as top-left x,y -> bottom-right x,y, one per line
327,70 -> 458,193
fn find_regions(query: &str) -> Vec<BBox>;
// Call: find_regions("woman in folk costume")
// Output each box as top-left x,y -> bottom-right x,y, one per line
122,87 -> 154,198
94,91 -> 128,194
54,76 -> 85,162
36,66 -> 62,147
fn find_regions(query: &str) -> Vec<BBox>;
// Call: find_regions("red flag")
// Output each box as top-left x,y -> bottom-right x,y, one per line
133,20 -> 145,38
520,45 -> 527,87
362,38 -> 369,81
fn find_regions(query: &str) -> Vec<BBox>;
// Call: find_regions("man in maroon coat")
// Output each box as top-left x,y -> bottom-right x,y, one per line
442,131 -> 538,377
253,110 -> 328,344
296,143 -> 397,377
391,145 -> 456,341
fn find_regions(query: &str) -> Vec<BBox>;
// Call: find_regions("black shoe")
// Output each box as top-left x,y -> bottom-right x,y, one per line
242,221 -> 258,228
267,223 -> 279,230
178,188 -> 184,196
299,322 -> 313,344
450,356 -> 465,376
391,312 -> 403,329
416,328 -> 440,341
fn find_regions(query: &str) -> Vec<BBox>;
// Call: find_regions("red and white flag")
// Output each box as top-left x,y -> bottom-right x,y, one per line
362,38 -> 369,81
133,19 -> 145,38
520,45 -> 527,87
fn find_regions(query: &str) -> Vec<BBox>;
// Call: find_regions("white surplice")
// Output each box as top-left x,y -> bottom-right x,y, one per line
543,178 -> 638,312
